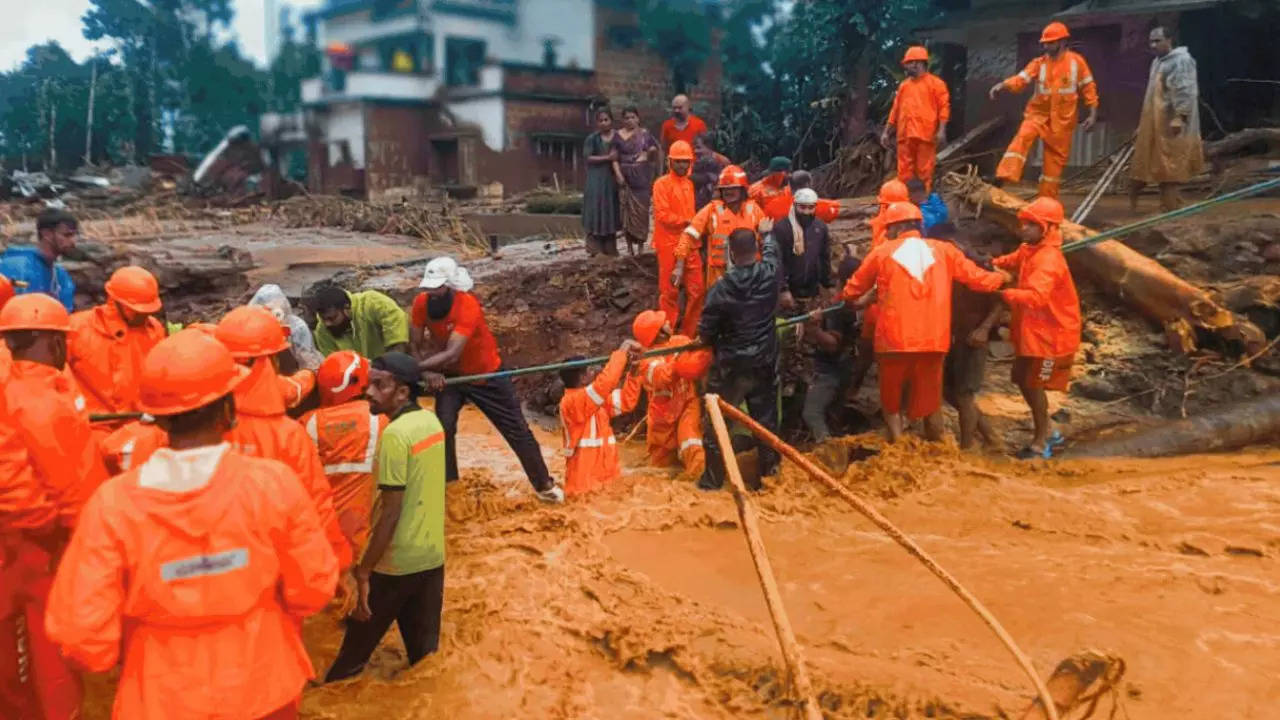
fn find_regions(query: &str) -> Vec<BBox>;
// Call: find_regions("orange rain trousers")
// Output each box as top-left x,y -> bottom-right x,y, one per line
622,336 -> 704,477
652,170 -> 704,337
560,350 -> 628,496
897,138 -> 937,189
44,450 -> 338,720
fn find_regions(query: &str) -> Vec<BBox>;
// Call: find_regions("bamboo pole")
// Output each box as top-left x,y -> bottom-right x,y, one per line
715,399 -> 1060,720
704,395 -> 824,720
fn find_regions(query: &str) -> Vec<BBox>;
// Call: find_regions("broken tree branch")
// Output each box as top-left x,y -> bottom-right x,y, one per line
1205,127 -> 1280,159
940,172 -> 1265,354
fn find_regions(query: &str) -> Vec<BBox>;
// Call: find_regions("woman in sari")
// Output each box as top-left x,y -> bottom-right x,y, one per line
582,108 -> 621,255
611,106 -> 659,255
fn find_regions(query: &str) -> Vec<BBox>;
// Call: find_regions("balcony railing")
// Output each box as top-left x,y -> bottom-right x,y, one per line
302,71 -> 440,104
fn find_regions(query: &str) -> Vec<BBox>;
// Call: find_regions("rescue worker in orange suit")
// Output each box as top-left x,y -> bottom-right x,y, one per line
44,329 -> 339,720
214,306 -> 353,570
882,46 -> 950,189
300,351 -> 388,554
841,202 -> 1008,442
0,293 -> 106,720
672,165 -> 770,312
749,157 -> 793,224
651,140 -> 702,337
558,339 -> 642,497
989,22 -> 1099,198
993,196 -> 1081,459
620,310 -> 705,481
67,265 -> 166,435
0,273 -> 14,376
784,170 -> 842,224
848,179 -> 911,395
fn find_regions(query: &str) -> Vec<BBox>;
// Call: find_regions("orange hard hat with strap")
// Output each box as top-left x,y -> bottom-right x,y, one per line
1040,22 -> 1070,43
674,347 -> 712,381
0,274 -> 13,310
0,293 -> 70,332
883,201 -> 924,226
878,179 -> 909,205
1018,196 -> 1066,228
716,165 -> 749,190
901,46 -> 929,65
105,265 -> 163,314
215,305 -> 290,359
317,350 -> 369,406
668,140 -> 694,162
137,329 -> 251,416
632,309 -> 669,348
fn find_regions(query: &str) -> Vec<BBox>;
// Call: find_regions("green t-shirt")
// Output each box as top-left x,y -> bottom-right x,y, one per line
371,407 -> 446,575
313,290 -> 410,359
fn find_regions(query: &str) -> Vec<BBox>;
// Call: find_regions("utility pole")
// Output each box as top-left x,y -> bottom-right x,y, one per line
85,56 -> 98,166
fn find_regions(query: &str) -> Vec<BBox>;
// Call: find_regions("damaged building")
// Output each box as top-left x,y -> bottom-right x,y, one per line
919,0 -> 1280,175
301,0 -> 722,199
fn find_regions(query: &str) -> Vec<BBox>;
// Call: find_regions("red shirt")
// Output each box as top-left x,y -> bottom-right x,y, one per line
660,114 -> 708,151
411,291 -> 502,375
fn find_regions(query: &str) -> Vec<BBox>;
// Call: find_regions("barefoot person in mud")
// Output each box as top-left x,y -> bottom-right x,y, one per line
326,352 -> 447,682
992,197 -> 1081,459
410,257 -> 564,503
840,202 -> 1007,443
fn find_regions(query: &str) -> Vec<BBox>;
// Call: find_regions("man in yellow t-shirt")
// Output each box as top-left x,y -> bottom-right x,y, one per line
325,351 -> 446,682
309,283 -> 410,359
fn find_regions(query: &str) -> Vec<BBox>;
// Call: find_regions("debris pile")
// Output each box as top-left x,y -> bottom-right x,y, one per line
266,195 -> 488,249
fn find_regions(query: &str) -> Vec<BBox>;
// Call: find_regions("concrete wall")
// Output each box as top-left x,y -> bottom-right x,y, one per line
429,0 -> 595,71
325,102 -> 368,168
449,94 -> 506,150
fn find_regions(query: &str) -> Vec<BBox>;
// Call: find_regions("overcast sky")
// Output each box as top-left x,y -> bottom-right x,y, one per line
2,0 -> 326,72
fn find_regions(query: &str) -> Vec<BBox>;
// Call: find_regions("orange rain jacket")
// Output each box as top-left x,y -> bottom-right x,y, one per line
842,230 -> 1005,353
676,199 -> 769,290
750,174 -> 791,222
4,361 -> 108,528
559,350 -> 628,497
67,302 -> 166,416
621,335 -> 703,473
44,448 -> 339,720
652,167 -> 703,337
993,227 -> 1081,358
889,72 -> 951,141
300,400 -> 387,554
1003,51 -> 1098,140
226,359 -> 353,570
278,368 -> 316,410
100,420 -> 168,476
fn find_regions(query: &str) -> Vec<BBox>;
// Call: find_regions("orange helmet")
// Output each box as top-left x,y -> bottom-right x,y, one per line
883,201 -> 924,226
877,179 -> 909,205
0,293 -> 70,332
138,329 -> 251,416
668,140 -> 694,162
1018,196 -> 1066,228
0,275 -> 13,310
1040,22 -> 1070,43
632,309 -> 669,348
105,265 -> 162,314
215,305 -> 290,359
674,347 -> 712,381
717,165 -> 749,190
901,46 -> 929,65
317,350 -> 370,406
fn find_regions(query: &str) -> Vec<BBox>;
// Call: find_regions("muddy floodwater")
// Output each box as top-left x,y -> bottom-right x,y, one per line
81,406 -> 1280,719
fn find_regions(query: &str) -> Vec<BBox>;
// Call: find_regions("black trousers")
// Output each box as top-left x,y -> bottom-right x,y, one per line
435,374 -> 553,491
325,566 -> 445,682
702,359 -> 780,489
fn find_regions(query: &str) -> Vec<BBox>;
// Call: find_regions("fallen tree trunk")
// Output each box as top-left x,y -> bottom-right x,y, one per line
940,172 -> 1265,354
1205,127 -> 1280,159
1063,394 -> 1280,459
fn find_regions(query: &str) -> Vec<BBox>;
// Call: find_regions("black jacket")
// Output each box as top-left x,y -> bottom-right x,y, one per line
773,216 -> 831,298
698,236 -> 781,368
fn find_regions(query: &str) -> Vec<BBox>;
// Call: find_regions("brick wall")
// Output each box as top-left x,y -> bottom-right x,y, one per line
592,4 -> 722,137
364,103 -> 433,195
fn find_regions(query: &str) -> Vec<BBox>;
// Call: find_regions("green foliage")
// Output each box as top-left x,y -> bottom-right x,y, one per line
635,0 -> 714,92
716,0 -> 936,168
0,0 -> 320,171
